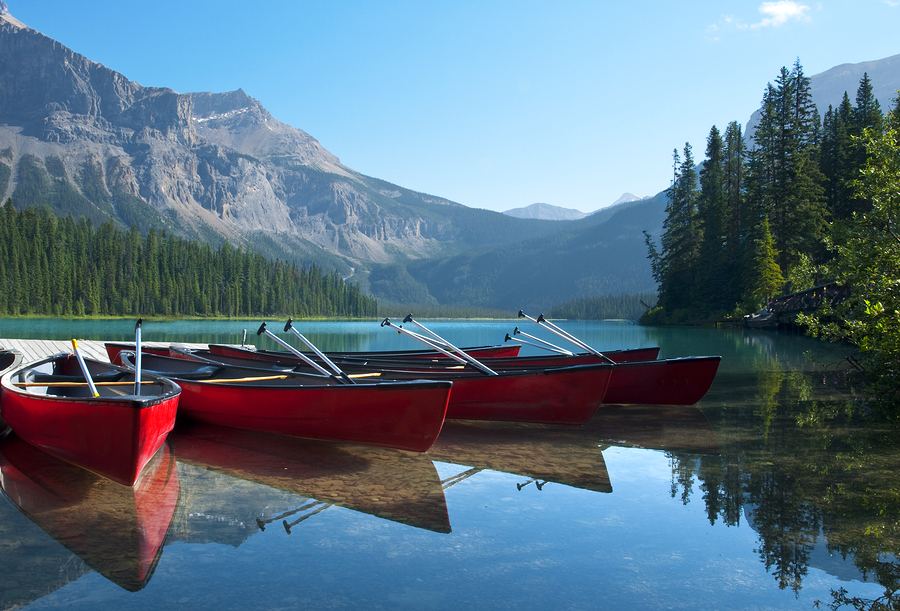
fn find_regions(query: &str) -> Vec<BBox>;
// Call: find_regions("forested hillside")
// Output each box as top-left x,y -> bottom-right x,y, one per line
0,201 -> 377,317
646,61 -> 899,395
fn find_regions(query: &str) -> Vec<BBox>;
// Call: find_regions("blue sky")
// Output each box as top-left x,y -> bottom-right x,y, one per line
8,1 -> 899,212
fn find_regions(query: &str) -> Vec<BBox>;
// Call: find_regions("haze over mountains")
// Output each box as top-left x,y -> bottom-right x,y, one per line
1,2 -> 898,310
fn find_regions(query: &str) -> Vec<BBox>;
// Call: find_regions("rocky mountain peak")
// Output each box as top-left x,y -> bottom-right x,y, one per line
0,1 -> 26,29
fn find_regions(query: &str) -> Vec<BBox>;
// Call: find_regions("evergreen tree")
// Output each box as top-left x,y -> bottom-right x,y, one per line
747,217 -> 785,308
697,125 -> 728,311
658,144 -> 700,312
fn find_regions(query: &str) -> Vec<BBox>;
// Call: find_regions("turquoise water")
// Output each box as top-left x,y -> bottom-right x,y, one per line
0,320 -> 895,610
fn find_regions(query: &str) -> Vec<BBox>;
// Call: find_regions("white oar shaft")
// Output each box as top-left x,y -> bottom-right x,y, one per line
286,326 -> 344,377
400,327 -> 469,365
538,317 -> 613,362
134,320 -> 142,396
519,310 -> 613,363
260,326 -> 333,377
514,329 -> 574,355
70,339 -> 100,398
506,334 -> 571,355
405,317 -> 452,348
404,316 -> 498,376
382,320 -> 468,366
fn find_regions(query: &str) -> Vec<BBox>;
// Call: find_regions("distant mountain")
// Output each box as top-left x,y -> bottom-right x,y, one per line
609,192 -> 642,206
502,202 -> 586,221
0,6 -> 567,276
746,53 -> 900,140
3,2 -> 895,312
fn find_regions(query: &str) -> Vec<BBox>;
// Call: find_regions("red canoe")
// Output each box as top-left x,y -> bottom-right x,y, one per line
187,346 -> 717,407
105,341 -> 520,366
0,354 -> 181,486
0,349 -> 23,437
603,356 -> 721,405
0,435 -> 179,590
205,343 -> 659,369
120,352 -> 451,452
137,351 -> 613,425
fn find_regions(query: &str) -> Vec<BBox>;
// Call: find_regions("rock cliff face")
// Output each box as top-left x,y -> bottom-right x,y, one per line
0,8 -> 565,273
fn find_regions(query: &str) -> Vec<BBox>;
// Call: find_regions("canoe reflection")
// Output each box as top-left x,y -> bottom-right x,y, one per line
430,420 -> 612,494
170,422 -> 451,534
585,404 -> 721,455
0,436 -> 179,591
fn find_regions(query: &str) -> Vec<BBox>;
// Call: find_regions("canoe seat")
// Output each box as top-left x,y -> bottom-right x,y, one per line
143,365 -> 219,380
31,372 -> 124,384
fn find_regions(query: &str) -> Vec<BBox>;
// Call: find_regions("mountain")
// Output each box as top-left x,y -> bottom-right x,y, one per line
745,53 -> 900,140
0,6 -> 568,279
502,202 -> 586,221
4,3 -> 895,312
608,192 -> 642,206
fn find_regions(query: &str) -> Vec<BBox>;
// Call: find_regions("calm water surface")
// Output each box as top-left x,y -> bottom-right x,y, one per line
0,320 -> 896,610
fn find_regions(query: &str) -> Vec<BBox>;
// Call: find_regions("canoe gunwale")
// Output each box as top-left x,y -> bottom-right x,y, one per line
1,352 -> 182,410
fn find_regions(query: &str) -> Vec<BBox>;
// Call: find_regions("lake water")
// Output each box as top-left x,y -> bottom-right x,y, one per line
0,319 -> 896,610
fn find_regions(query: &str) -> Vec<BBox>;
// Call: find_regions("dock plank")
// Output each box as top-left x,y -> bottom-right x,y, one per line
0,339 -> 208,364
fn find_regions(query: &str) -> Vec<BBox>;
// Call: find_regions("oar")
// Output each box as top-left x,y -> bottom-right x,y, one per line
70,339 -> 100,398
381,318 -> 498,376
400,315 -> 499,376
509,327 -> 574,355
284,319 -> 355,384
517,310 -> 615,364
133,318 -> 143,396
256,500 -> 324,531
283,501 -> 331,534
16,380 -> 156,388
256,322 -> 339,380
440,467 -> 482,490
400,314 -> 454,350
504,333 -> 571,355
381,319 -> 468,365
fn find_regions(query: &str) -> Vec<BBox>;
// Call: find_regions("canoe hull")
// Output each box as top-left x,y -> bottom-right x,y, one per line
603,356 -> 721,405
442,364 -> 613,424
173,379 -> 451,452
0,355 -> 180,486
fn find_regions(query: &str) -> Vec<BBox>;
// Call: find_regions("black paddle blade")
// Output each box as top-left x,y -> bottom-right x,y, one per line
284,318 -> 294,332
403,313 -> 414,323
256,322 -> 268,336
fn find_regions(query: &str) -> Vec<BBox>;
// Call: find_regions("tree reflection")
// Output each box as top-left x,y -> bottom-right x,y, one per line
665,368 -> 898,605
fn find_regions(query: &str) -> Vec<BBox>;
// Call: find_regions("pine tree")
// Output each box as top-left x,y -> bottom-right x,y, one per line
747,217 -> 785,308
658,144 -> 701,312
697,125 -> 728,311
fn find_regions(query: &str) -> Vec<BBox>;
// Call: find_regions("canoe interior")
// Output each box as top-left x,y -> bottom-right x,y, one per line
9,354 -> 177,402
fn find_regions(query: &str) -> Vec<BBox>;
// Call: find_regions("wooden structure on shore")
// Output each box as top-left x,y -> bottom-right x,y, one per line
0,339 -> 206,364
744,282 -> 849,329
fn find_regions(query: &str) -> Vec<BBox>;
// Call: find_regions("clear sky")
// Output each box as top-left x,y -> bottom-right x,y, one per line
7,1 -> 899,212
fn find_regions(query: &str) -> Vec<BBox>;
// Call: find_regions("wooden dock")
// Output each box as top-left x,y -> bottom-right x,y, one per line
0,339 -> 206,363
